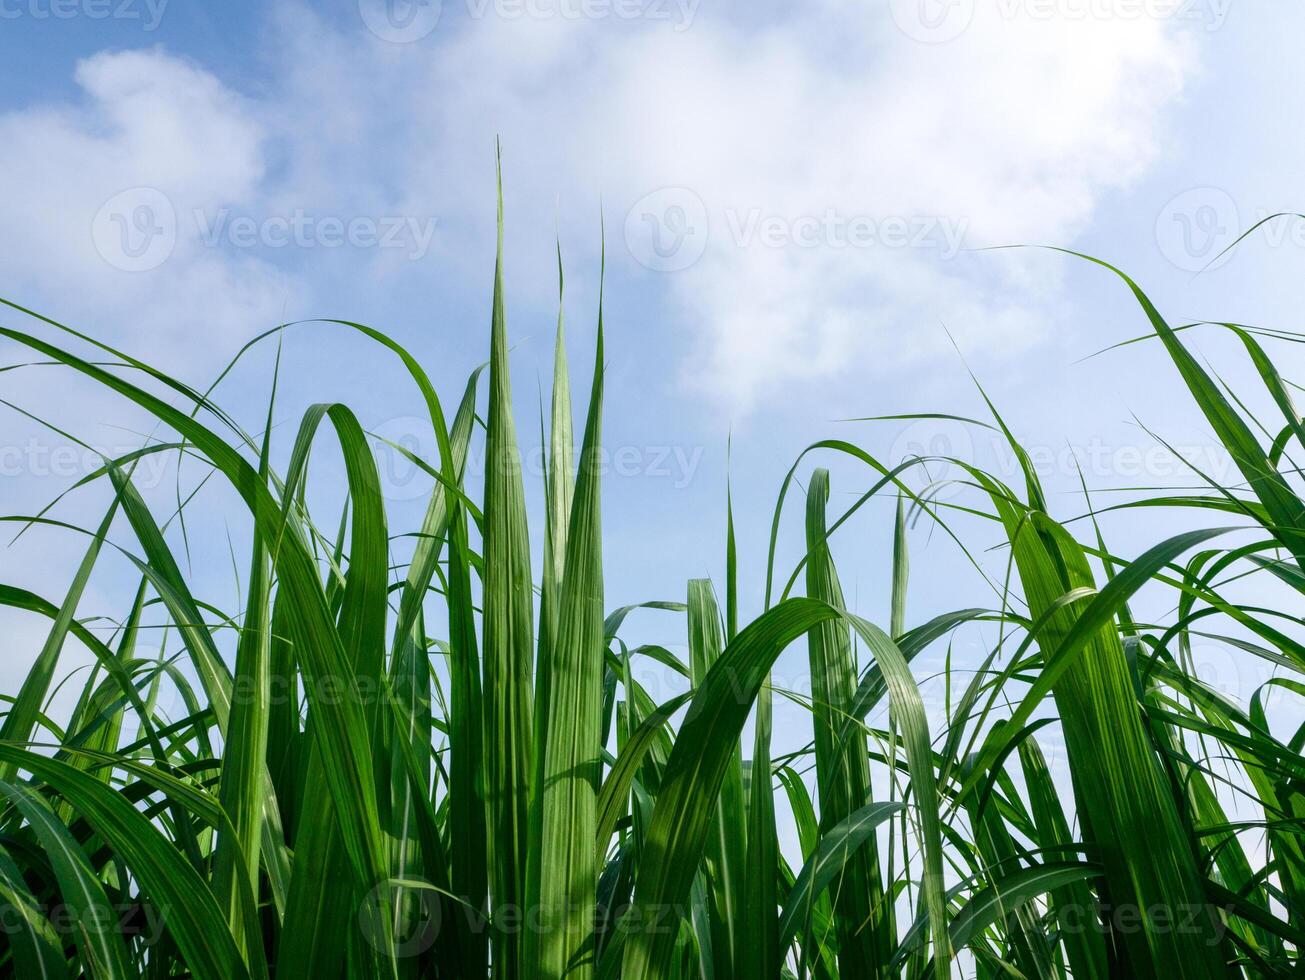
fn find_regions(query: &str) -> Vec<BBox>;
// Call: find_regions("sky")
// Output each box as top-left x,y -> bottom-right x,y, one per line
1,0 -> 1302,857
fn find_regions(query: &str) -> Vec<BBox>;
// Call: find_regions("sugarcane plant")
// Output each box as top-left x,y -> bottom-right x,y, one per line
0,173 -> 1301,979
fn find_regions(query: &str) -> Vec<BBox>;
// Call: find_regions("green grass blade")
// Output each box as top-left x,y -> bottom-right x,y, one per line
948,862 -> 1102,951
805,469 -> 894,973
843,614 -> 952,977
739,679 -> 779,980
525,265 -> 605,980
0,781 -> 134,978
891,493 -> 909,638
595,691 -> 692,857
687,579 -> 746,978
778,800 -> 905,951
213,387 -> 276,958
1065,251 -> 1305,565
980,490 -> 1229,978
1017,738 -> 1108,980
539,240 -> 575,679
0,842 -> 69,980
619,597 -> 840,980
481,149 -> 536,980
0,746 -> 250,980
0,499 -> 117,780
0,326 -> 395,950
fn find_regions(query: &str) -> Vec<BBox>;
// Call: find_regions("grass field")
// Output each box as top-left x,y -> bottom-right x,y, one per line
0,185 -> 1301,979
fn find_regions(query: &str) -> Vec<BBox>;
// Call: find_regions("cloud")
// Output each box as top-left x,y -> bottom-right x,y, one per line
307,1 -> 1196,409
0,48 -> 290,366
0,4 -> 1197,406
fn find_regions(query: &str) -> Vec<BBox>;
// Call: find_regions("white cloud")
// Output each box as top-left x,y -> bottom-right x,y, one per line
0,48 -> 290,366
0,4 -> 1197,404
324,2 -> 1196,408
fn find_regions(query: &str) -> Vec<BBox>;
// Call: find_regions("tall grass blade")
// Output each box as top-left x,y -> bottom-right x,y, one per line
481,149 -> 536,980
805,469 -> 894,973
526,257 -> 606,980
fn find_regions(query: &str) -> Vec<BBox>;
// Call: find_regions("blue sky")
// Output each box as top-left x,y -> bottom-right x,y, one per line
1,1 -> 1302,795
